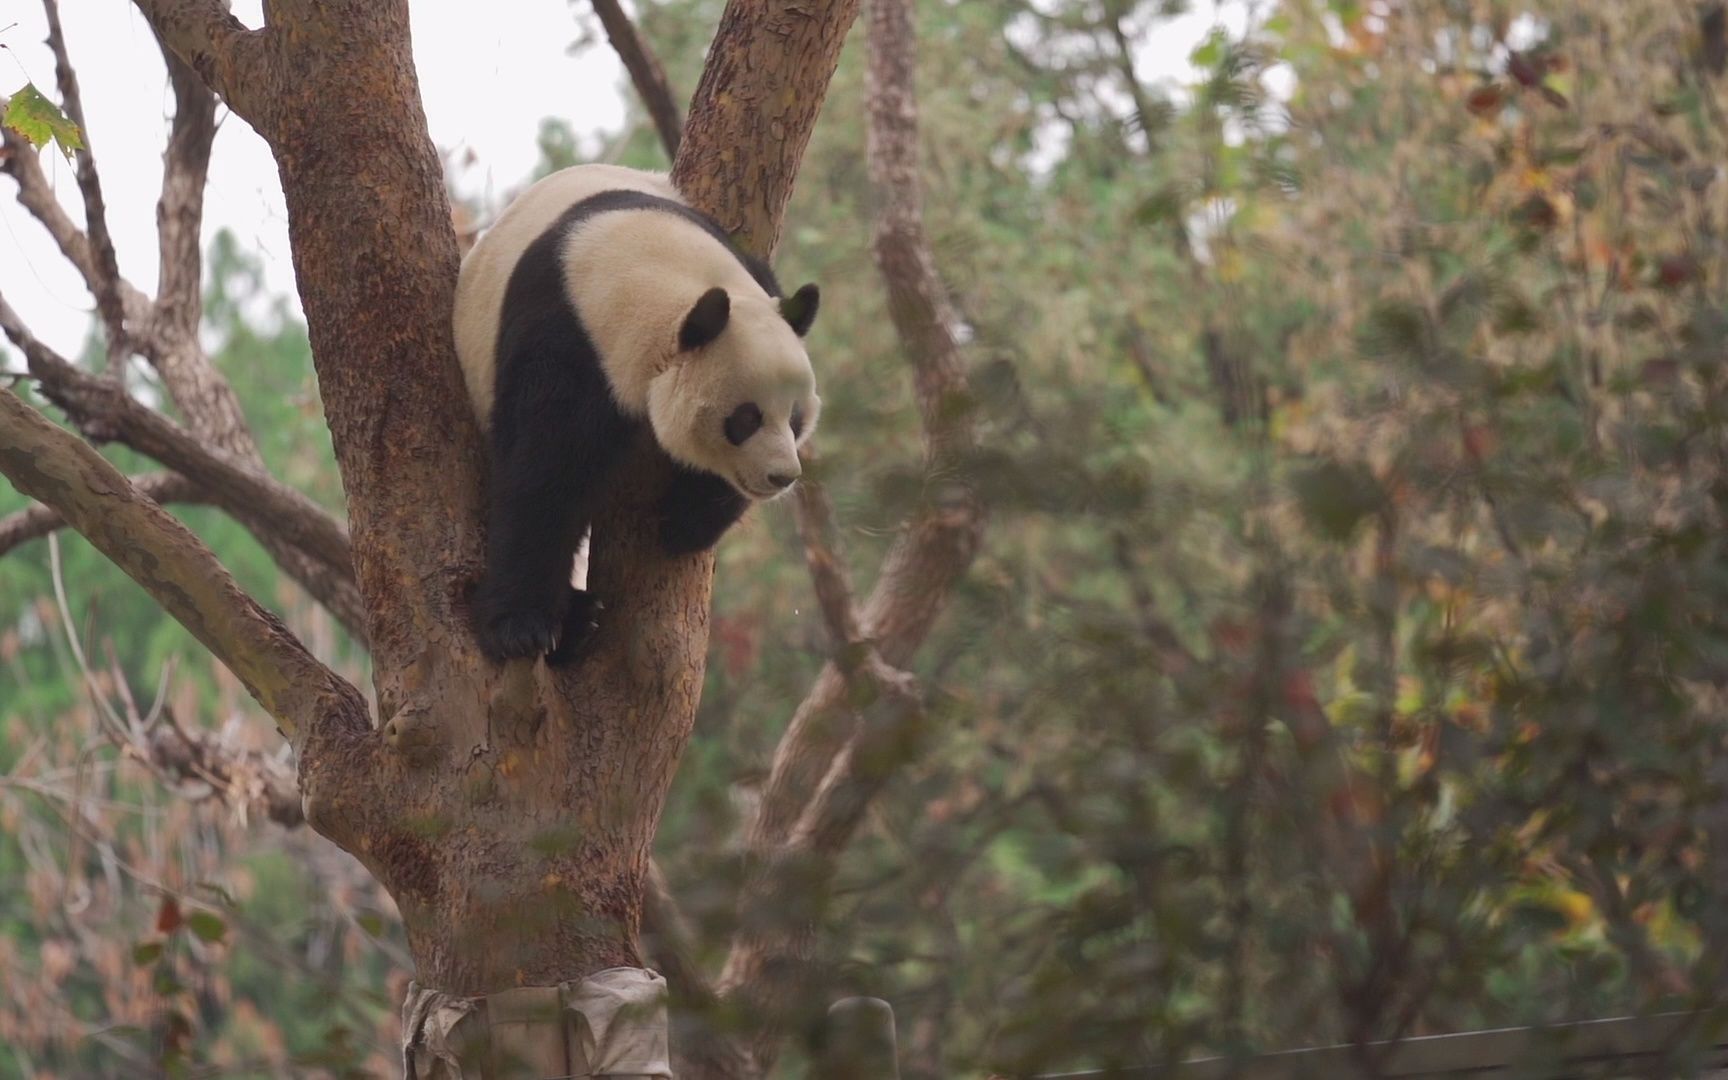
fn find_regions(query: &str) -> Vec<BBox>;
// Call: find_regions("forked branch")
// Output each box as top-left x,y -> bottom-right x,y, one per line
129,0 -> 272,121
744,0 -> 983,857
0,296 -> 365,637
0,125 -> 155,330
0,388 -> 365,743
711,0 -> 984,1061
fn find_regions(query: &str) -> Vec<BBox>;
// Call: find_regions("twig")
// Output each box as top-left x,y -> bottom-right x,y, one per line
0,125 -> 155,328
590,0 -> 682,161
791,451 -> 865,664
41,0 -> 129,372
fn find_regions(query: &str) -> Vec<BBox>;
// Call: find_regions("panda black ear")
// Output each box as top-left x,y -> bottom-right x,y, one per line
679,287 -> 731,351
779,283 -> 820,337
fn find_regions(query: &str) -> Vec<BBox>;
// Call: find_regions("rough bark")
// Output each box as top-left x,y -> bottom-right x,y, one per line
674,0 -> 864,253
0,471 -> 205,555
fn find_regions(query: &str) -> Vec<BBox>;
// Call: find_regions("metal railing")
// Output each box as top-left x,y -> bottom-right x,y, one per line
811,1001 -> 1728,1078
1029,1012 -> 1728,1079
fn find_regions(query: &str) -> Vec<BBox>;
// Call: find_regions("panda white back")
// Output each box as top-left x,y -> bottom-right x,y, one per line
453,164 -> 683,425
558,191 -> 778,412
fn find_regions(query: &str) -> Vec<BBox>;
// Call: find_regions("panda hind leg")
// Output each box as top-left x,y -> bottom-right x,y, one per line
658,466 -> 749,554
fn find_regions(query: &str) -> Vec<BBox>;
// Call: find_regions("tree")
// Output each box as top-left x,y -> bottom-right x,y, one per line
0,0 -> 979,1072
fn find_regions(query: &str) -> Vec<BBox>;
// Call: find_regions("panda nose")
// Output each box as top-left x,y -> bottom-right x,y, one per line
767,472 -> 799,490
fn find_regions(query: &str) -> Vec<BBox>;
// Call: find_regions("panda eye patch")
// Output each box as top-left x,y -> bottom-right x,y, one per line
790,407 -> 805,439
724,403 -> 764,446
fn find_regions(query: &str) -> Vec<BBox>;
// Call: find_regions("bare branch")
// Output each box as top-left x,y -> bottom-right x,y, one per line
88,643 -> 307,828
718,654 -> 925,1064
0,297 -> 366,637
0,137 -> 360,632
745,0 -> 984,854
1,306 -> 350,574
786,657 -> 924,855
0,388 -> 365,743
791,450 -> 864,663
712,1 -> 985,1059
152,29 -> 219,350
130,0 -> 271,121
0,471 -> 204,556
41,0 -> 130,371
590,0 -> 683,161
0,126 -> 155,329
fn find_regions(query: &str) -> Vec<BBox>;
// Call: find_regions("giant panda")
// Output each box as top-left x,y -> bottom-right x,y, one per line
453,164 -> 822,664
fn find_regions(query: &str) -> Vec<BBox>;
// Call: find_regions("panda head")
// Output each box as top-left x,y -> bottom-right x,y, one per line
647,282 -> 821,501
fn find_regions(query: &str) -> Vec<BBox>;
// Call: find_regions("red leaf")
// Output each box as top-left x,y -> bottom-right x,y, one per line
1656,254 -> 1702,288
156,896 -> 182,935
1465,85 -> 1504,117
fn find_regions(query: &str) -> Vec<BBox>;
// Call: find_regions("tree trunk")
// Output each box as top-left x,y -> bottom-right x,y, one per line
4,0 -> 871,1068
129,0 -> 860,1030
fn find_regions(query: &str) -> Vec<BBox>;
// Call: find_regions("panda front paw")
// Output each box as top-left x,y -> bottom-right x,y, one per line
475,604 -> 563,663
546,590 -> 604,668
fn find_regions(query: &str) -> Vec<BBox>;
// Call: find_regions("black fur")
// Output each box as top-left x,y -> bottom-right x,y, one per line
472,188 -> 772,663
781,283 -> 821,337
680,287 -> 732,350
658,465 -> 750,555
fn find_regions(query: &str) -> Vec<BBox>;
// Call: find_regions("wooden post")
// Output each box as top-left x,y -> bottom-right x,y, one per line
816,997 -> 900,1079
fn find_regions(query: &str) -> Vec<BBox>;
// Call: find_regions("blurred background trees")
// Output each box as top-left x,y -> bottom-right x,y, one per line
5,0 -> 1728,1075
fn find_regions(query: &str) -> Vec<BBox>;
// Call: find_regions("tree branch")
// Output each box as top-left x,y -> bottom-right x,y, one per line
129,0 -> 271,122
590,0 -> 683,161
0,125 -> 155,330
791,451 -> 865,664
0,471 -> 204,556
152,29 -> 220,353
787,657 -> 924,856
0,388 -> 365,744
673,0 -> 863,253
41,0 -> 130,371
0,296 -> 366,638
743,0 -> 983,857
713,0 -> 983,1061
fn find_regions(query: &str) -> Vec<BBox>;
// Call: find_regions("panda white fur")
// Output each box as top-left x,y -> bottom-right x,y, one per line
453,164 -> 821,664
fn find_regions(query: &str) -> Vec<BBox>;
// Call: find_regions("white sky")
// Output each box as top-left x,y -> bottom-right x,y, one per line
1,1 -> 1245,359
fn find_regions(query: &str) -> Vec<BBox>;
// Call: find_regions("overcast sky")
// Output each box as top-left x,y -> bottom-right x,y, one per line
1,1 -> 1243,359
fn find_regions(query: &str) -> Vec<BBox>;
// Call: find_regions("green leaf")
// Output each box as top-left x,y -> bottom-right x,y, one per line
152,966 -> 184,996
1190,28 -> 1228,70
186,911 -> 227,943
1291,460 -> 1384,541
3,83 -> 84,160
1134,181 -> 1190,227
132,941 -> 164,966
1357,299 -> 1431,366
